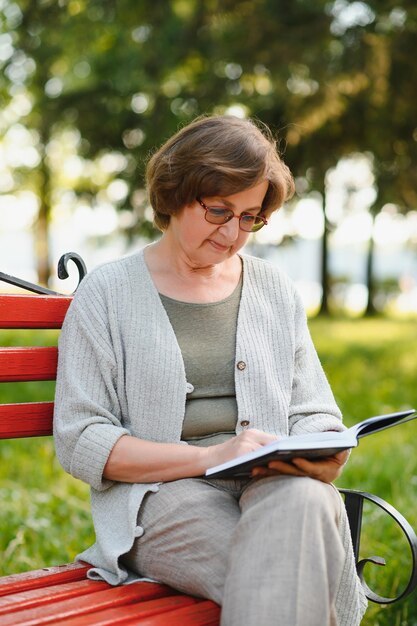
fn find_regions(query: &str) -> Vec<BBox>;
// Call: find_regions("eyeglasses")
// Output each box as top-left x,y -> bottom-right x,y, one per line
197,198 -> 268,232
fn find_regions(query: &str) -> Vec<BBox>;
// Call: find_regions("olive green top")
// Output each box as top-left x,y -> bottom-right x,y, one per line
159,277 -> 242,446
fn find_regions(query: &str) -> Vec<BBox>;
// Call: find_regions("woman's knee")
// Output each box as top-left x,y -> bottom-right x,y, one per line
241,475 -> 342,524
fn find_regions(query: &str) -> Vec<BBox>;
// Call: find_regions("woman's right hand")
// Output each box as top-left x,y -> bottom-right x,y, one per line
204,429 -> 279,470
103,429 -> 278,484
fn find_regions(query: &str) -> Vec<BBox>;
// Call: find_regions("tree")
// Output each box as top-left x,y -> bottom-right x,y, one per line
275,1 -> 417,313
2,0 -> 417,311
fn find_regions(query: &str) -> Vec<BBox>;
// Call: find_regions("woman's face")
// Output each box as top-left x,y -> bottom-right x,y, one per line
168,180 -> 269,267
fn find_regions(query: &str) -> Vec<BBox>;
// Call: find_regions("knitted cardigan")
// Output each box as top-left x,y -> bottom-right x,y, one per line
53,249 -> 367,623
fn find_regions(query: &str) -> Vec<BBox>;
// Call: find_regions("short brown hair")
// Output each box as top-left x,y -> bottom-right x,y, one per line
146,115 -> 295,231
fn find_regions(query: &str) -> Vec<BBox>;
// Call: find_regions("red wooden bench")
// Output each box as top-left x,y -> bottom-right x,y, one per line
0,254 -> 416,624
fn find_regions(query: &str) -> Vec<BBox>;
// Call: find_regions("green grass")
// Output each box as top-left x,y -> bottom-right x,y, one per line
0,328 -> 94,574
1,318 -> 417,625
0,438 -> 94,574
312,318 -> 417,626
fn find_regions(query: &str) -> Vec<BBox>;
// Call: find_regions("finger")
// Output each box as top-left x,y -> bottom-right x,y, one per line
291,457 -> 328,472
293,460 -> 346,481
242,429 -> 280,445
252,465 -> 307,478
334,450 -> 350,464
266,460 -> 307,477
273,457 -> 328,479
290,458 -> 345,483
291,458 -> 331,477
251,467 -> 281,478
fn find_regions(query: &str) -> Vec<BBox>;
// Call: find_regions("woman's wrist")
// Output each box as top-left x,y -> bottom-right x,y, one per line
103,435 -> 215,483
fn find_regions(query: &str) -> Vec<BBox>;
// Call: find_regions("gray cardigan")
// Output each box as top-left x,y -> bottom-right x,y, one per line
53,250 -> 366,621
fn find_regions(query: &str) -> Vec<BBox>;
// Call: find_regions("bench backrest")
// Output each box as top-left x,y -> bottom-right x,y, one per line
0,294 -> 72,439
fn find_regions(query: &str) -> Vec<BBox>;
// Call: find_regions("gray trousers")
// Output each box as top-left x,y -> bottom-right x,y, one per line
121,475 -> 364,626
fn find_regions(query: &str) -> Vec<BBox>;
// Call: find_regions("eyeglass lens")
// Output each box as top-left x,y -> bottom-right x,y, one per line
205,208 -> 265,232
197,198 -> 267,232
206,207 -> 265,232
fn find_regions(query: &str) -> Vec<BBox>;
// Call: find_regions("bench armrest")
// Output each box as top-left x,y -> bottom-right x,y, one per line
339,488 -> 417,604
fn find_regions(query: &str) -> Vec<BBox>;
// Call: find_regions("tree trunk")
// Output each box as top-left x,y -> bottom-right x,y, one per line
34,203 -> 50,287
34,140 -> 51,287
364,215 -> 377,316
318,181 -> 330,315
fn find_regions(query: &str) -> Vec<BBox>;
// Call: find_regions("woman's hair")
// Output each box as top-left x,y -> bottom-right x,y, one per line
146,115 -> 295,231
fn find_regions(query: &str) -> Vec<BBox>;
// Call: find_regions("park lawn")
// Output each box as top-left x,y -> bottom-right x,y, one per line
1,317 -> 417,626
313,317 -> 417,626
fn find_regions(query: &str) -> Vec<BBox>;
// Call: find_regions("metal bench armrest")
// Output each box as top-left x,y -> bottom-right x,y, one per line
339,488 -> 417,604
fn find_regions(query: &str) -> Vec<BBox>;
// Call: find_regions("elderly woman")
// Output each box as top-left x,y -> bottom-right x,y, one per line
54,115 -> 367,626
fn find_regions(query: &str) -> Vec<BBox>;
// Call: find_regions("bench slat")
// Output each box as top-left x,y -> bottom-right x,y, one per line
0,582 -> 175,626
125,601 -> 221,626
54,596 -> 199,626
0,579 -> 110,615
0,347 -> 57,382
0,563 -> 89,597
0,402 -> 53,438
0,295 -> 71,329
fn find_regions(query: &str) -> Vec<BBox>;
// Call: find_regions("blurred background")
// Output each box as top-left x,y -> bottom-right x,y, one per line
1,0 -> 417,316
1,2 -> 417,624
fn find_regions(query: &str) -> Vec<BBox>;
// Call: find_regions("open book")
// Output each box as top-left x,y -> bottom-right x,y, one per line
205,409 -> 416,479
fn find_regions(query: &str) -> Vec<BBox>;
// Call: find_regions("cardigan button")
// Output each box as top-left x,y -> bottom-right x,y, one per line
236,361 -> 246,371
240,420 -> 250,428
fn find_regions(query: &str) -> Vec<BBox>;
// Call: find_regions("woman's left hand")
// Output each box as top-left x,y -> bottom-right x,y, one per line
251,449 -> 349,484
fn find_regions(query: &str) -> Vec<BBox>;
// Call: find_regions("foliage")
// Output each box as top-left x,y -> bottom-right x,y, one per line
1,318 -> 417,625
1,1 -> 417,297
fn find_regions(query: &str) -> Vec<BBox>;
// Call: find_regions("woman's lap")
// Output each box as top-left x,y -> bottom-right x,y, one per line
120,475 -> 342,607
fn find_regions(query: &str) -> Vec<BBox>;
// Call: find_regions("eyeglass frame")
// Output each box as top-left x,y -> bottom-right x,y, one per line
196,197 -> 268,232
